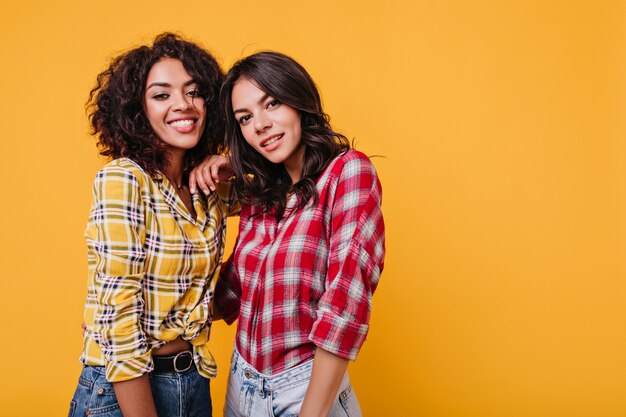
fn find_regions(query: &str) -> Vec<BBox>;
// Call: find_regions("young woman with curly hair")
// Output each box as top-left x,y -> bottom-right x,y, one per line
68,33 -> 236,417
190,52 -> 386,417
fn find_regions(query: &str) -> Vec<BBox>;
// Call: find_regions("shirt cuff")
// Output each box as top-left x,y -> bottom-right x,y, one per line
308,310 -> 370,360
214,276 -> 241,325
193,343 -> 218,379
104,351 -> 153,382
217,298 -> 240,325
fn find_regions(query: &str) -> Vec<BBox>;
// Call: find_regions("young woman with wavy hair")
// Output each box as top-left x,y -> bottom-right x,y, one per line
190,52 -> 386,417
69,33 -> 236,417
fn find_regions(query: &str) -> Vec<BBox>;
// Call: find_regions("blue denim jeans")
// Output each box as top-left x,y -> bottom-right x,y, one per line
224,349 -> 362,417
68,365 -> 212,417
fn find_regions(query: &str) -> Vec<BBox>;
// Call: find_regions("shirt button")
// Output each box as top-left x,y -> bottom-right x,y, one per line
244,369 -> 253,379
97,387 -> 104,395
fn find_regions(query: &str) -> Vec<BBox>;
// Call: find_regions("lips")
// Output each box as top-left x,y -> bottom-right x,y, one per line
260,133 -> 284,148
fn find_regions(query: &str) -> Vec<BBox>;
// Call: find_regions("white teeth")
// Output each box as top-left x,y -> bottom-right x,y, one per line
262,134 -> 282,147
170,119 -> 194,127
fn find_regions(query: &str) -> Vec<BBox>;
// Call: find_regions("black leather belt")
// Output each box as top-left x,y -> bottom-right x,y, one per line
153,350 -> 193,374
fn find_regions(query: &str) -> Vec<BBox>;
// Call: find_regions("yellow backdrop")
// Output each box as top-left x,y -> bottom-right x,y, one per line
0,1 -> 624,416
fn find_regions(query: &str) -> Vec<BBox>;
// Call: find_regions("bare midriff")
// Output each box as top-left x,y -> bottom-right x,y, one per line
152,337 -> 192,356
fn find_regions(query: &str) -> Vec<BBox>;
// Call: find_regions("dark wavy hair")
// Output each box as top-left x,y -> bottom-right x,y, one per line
87,33 -> 224,176
221,51 -> 350,217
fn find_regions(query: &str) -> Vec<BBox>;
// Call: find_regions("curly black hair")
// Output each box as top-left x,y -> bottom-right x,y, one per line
87,33 -> 224,175
221,51 -> 350,218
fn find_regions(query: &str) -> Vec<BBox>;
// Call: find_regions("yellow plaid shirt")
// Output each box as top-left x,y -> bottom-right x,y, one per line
80,158 -> 237,382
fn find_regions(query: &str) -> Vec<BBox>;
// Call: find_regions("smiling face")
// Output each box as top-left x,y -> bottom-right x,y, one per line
144,58 -> 206,157
232,77 -> 304,182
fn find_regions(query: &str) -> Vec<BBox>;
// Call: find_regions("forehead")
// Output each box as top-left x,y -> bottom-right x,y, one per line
146,58 -> 192,85
231,77 -> 267,107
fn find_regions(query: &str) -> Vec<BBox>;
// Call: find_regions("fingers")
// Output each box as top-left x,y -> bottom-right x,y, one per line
189,168 -> 213,194
189,155 -> 233,194
200,165 -> 218,192
190,161 -> 215,194
189,170 -> 198,194
211,164 -> 221,184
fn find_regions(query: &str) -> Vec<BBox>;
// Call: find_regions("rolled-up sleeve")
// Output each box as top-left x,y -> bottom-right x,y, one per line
309,154 -> 385,360
85,166 -> 151,382
214,255 -> 242,325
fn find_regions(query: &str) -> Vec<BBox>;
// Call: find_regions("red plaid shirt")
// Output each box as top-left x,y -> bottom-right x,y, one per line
216,150 -> 385,375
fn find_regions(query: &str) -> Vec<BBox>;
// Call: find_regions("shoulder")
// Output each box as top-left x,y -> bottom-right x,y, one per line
95,158 -> 151,187
315,150 -> 382,207
326,150 -> 379,182
91,158 -> 155,201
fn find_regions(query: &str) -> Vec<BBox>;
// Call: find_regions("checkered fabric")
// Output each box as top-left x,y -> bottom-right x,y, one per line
215,150 -> 385,375
80,158 -> 237,382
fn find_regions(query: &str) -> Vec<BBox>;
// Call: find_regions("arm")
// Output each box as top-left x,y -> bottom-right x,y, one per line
86,165 -> 157,414
304,153 -> 386,416
298,348 -> 349,417
113,375 -> 158,417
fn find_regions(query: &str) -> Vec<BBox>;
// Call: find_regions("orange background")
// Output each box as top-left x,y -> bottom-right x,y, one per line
0,1 -> 624,416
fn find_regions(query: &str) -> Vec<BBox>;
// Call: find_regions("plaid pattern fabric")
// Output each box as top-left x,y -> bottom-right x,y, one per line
80,158 -> 237,382
215,150 -> 385,375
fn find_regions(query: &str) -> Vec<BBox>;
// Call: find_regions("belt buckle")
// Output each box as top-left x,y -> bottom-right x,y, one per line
173,351 -> 193,373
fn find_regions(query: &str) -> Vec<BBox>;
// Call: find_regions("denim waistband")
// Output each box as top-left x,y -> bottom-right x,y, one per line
231,348 -> 313,392
84,363 -> 197,379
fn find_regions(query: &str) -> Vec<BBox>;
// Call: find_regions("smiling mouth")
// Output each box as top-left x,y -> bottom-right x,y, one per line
261,134 -> 283,147
168,119 -> 196,128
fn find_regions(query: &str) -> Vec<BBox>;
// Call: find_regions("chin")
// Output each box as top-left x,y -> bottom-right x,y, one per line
175,138 -> 202,149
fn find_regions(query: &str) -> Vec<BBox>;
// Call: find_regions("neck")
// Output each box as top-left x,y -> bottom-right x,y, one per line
163,150 -> 185,188
284,145 -> 305,184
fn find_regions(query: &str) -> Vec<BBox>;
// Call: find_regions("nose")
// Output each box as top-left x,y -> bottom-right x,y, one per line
254,111 -> 272,133
173,92 -> 193,111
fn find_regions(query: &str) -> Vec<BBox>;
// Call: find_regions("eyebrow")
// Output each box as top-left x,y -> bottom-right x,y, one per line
233,93 -> 270,114
146,79 -> 196,90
